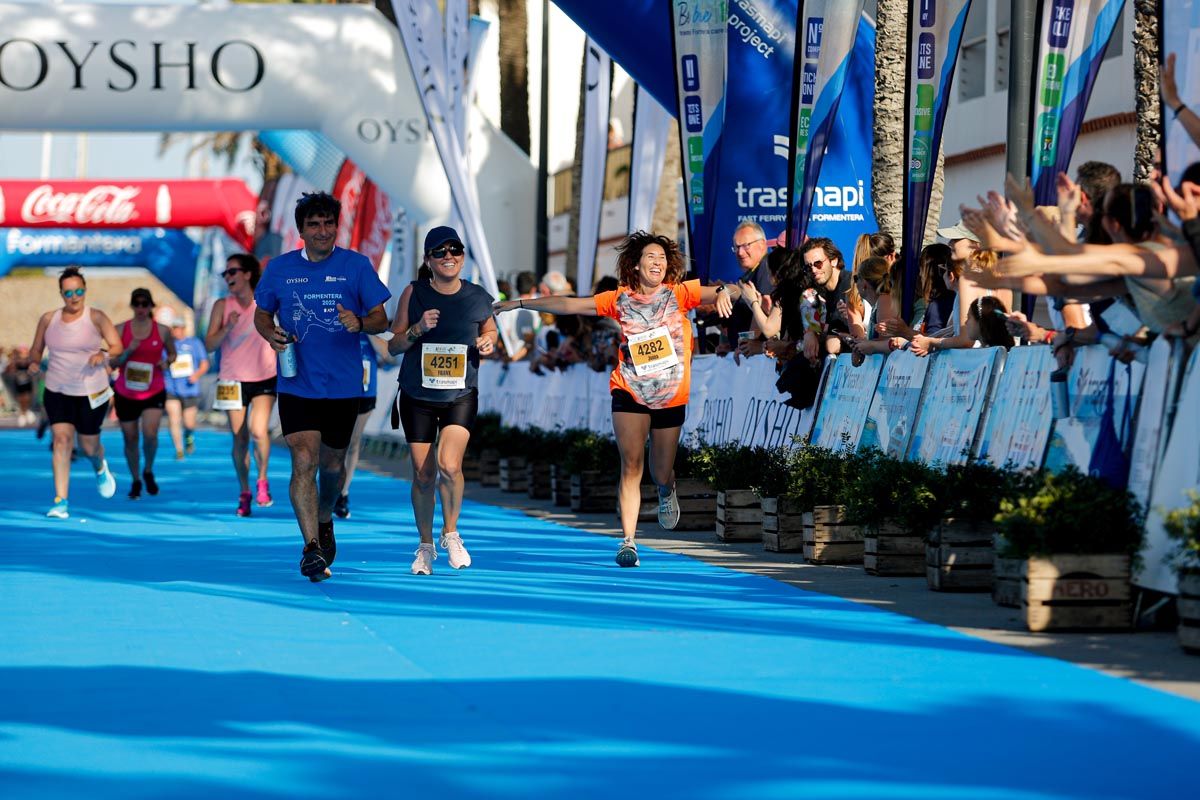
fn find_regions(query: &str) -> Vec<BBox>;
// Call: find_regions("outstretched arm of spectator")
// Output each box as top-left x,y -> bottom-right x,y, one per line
993,242 -> 1198,280
1163,53 -> 1200,150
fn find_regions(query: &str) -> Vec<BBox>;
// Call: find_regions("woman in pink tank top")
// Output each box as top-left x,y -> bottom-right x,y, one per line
112,288 -> 176,500
205,254 -> 278,516
26,267 -> 125,519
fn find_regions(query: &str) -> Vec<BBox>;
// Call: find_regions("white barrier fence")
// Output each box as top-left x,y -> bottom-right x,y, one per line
365,343 -> 1200,595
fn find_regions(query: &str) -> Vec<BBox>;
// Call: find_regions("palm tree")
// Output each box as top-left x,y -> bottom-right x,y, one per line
497,0 -> 532,154
872,0 -> 906,239
652,119 -> 682,240
1132,0 -> 1160,183
158,133 -> 288,182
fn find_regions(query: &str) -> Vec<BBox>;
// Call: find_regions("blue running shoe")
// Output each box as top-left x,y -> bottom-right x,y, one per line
46,497 -> 69,519
95,460 -> 116,499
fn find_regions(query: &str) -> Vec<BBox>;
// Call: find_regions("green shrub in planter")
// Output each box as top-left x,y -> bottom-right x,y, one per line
468,412 -> 503,456
561,430 -> 621,475
939,460 -> 1033,526
1163,490 -> 1200,563
1164,491 -> 1200,653
750,446 -> 795,499
994,467 -> 1143,560
690,442 -> 780,493
785,444 -> 855,510
843,450 -> 943,535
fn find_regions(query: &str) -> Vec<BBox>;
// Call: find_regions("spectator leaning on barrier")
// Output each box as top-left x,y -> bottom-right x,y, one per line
850,256 -> 906,357
722,221 -> 777,346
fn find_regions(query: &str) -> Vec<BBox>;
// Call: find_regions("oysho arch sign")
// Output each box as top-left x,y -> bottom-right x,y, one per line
0,2 -> 533,269
0,179 -> 256,248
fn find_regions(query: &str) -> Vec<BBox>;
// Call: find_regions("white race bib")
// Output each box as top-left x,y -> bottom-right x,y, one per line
214,379 -> 243,410
123,360 -> 154,392
627,326 -> 679,376
88,386 -> 114,410
421,343 -> 468,390
169,352 -> 195,379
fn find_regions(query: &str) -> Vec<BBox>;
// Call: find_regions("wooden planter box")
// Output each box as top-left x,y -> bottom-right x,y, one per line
638,480 -> 659,523
804,505 -> 864,564
571,471 -> 617,513
927,519 -> 995,592
761,497 -> 807,552
462,456 -> 481,483
1177,567 -> 1200,654
992,535 -> 1022,607
673,478 -> 717,531
864,524 -> 925,576
550,464 -> 572,506
716,489 -> 762,542
1021,554 -> 1132,632
525,460 -> 551,499
478,449 -> 500,487
498,456 -> 528,492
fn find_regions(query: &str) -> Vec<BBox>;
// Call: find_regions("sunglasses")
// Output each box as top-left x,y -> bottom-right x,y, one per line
428,243 -> 465,259
221,268 -> 246,278
132,300 -> 152,308
61,288 -> 86,298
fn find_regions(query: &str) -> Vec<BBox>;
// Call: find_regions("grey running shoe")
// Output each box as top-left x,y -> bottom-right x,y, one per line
616,539 -> 640,568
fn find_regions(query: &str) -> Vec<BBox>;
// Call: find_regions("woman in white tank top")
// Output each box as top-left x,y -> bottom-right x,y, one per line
26,267 -> 126,519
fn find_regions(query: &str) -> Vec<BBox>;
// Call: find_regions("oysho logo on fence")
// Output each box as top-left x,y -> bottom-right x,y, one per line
729,0 -> 787,58
20,184 -> 141,225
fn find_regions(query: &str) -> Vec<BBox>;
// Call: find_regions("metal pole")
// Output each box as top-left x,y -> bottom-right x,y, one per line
534,0 -> 550,278
1006,0 -> 1038,317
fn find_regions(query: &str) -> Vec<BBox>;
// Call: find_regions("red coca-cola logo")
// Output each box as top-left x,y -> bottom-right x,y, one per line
21,184 -> 142,225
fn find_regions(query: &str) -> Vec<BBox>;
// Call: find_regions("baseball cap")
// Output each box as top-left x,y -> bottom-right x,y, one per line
935,220 -> 981,244
424,225 -> 463,252
130,287 -> 155,306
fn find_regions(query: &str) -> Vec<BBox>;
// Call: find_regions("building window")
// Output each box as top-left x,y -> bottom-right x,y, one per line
958,0 -> 988,100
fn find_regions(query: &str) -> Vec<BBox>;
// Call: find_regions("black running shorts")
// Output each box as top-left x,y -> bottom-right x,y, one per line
240,377 -> 278,407
395,389 -> 478,444
43,388 -> 109,436
611,389 -> 686,430
114,389 -> 167,422
278,393 -> 360,450
165,393 -> 201,410
358,395 -> 377,415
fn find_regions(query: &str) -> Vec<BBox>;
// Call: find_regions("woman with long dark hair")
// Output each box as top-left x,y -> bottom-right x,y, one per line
493,231 -> 737,568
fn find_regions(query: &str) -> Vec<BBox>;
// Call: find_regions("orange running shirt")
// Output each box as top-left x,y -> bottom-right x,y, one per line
592,280 -> 702,409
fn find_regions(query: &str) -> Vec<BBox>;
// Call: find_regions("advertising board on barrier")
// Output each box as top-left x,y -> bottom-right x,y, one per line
860,349 -> 930,458
907,347 -> 1005,465
1044,344 -> 1146,472
810,353 -> 884,451
976,345 -> 1055,470
1127,338 -> 1181,513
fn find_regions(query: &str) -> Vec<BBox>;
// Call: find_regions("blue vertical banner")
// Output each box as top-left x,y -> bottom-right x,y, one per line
671,1 -> 729,281
1030,0 -> 1126,205
902,0 -> 974,315
1162,0 -> 1200,184
788,1 -> 866,246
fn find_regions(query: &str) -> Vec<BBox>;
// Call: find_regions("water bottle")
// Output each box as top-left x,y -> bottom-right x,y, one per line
1050,368 -> 1070,419
279,337 -> 298,378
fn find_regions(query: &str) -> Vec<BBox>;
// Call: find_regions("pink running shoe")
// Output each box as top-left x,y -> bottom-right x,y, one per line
256,479 -> 273,507
236,492 -> 252,517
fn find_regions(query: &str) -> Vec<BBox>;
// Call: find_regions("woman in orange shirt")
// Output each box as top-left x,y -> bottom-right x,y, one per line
494,232 -> 737,567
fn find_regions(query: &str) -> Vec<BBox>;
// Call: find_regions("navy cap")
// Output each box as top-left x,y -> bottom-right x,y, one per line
424,225 -> 463,252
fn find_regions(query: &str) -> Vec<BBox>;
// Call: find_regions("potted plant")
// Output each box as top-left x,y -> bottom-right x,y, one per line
665,442 -> 719,531
550,428 -> 593,507
562,431 -> 621,513
1163,490 -> 1200,654
844,451 -> 943,577
753,446 -> 806,552
995,467 -> 1144,632
494,424 -> 535,492
795,445 -> 865,564
524,428 -> 565,500
468,412 -> 503,486
691,442 -> 765,542
929,460 -> 1028,593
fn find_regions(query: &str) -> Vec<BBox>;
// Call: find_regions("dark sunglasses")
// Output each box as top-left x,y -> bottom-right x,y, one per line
221,268 -> 246,278
428,243 -> 465,259
132,300 -> 152,308
61,288 -> 86,298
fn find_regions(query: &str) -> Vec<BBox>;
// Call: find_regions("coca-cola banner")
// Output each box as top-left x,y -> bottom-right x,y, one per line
0,179 -> 256,249
331,159 -> 392,271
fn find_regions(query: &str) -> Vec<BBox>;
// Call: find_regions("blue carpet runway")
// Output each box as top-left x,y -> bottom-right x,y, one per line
1,429 -> 1198,798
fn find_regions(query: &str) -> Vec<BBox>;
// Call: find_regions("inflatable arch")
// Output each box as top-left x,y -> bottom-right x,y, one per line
0,2 -> 536,285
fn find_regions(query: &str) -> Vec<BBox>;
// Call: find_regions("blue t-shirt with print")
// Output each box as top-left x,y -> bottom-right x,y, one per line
255,247 -> 391,399
163,336 -> 208,398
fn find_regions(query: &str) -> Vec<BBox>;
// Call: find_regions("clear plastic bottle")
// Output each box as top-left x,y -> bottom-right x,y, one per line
279,336 -> 298,378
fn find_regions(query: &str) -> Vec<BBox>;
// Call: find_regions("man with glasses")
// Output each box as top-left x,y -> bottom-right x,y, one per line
253,192 -> 391,582
206,253 -> 278,518
719,221 -> 776,350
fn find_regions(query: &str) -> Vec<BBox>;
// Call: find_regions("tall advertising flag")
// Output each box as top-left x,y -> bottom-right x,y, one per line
788,1 -> 865,246
902,0 -> 975,315
576,39 -> 613,294
1030,0 -> 1126,205
1163,0 -> 1200,184
670,1 -> 728,281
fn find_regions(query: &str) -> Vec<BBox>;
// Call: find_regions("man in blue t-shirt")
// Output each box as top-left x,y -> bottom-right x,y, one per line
254,191 -> 391,582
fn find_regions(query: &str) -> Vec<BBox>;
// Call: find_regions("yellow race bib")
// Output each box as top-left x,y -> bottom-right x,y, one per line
626,326 -> 679,376
421,343 -> 468,389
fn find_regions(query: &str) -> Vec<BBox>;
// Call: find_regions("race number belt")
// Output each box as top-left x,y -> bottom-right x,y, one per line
123,360 -> 155,392
627,326 -> 679,376
214,379 -> 243,410
88,386 -> 114,410
421,343 -> 468,390
169,352 -> 195,379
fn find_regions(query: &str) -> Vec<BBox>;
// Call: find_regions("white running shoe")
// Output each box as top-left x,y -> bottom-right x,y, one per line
411,543 -> 437,575
439,531 -> 472,569
616,539 -> 640,568
95,460 -> 117,499
657,485 -> 680,530
46,498 -> 69,519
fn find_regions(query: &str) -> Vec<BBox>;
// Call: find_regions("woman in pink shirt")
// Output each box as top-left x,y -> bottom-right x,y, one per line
26,267 -> 125,519
112,288 -> 176,499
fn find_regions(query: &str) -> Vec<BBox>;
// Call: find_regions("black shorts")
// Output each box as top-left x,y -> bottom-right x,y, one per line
114,389 -> 167,422
241,377 -> 278,407
43,388 -> 109,436
395,389 -> 478,444
166,394 -> 201,409
358,395 -> 377,415
278,393 -> 360,449
611,389 -> 686,430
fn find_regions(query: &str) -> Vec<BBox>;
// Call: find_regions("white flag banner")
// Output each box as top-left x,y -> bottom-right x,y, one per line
389,0 -> 513,354
576,38 -> 612,294
445,0 -> 470,144
628,84 -> 672,233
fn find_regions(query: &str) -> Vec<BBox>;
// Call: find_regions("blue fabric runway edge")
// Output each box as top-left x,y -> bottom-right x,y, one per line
1,429 -> 1197,799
